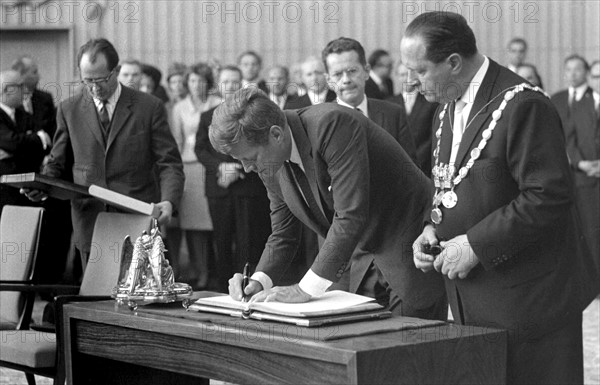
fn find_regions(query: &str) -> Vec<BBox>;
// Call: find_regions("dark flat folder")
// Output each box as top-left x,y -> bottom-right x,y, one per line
0,172 -> 89,200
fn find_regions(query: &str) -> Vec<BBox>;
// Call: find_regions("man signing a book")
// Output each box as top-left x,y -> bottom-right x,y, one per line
209,88 -> 446,320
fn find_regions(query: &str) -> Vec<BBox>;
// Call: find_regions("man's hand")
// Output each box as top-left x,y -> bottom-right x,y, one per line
20,188 -> 48,202
228,273 -> 263,301
249,284 -> 311,303
154,201 -> 173,226
412,224 -> 439,272
434,234 -> 479,279
217,162 -> 244,188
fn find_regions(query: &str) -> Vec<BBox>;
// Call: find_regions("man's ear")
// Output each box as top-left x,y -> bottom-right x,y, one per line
269,125 -> 284,142
364,64 -> 372,80
447,54 -> 462,74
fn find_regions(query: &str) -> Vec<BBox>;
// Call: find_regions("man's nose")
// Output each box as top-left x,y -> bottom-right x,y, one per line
241,161 -> 256,173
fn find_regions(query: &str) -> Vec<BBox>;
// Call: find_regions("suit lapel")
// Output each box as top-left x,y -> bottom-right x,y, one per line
366,99 -> 384,127
0,109 -> 17,131
453,60 -> 501,168
79,91 -> 106,150
106,86 -> 134,151
284,111 -> 331,233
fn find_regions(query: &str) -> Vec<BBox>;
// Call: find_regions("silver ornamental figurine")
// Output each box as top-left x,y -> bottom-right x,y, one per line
113,221 -> 191,309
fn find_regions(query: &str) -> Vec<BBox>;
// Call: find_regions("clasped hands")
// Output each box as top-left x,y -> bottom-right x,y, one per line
412,224 -> 479,279
228,274 -> 311,303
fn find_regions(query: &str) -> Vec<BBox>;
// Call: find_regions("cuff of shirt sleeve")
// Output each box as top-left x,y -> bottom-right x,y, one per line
36,130 -> 51,150
298,269 -> 333,298
251,272 -> 273,291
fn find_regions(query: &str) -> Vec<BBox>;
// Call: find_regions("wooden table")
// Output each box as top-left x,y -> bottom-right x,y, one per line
62,301 -> 506,384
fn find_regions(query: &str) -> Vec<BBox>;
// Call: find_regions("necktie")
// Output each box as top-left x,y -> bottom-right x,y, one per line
23,95 -> 33,115
99,100 -> 110,137
285,161 -> 332,230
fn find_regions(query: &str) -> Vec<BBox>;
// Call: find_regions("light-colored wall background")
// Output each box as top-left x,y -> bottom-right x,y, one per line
1,0 -> 599,98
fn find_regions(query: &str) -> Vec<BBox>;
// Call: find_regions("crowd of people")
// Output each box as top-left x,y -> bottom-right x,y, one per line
1,11 -> 599,384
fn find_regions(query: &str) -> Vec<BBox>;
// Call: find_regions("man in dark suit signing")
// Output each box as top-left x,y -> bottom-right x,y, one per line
404,12 -> 598,384
322,37 -> 417,163
23,38 -> 184,271
212,88 -> 446,320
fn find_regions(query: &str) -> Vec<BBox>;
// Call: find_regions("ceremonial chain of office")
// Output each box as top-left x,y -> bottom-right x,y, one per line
430,83 -> 550,225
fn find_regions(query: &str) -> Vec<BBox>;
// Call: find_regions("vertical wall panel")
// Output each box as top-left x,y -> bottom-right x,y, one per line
1,0 -> 598,96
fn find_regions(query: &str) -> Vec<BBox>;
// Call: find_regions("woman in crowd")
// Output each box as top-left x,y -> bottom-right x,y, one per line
170,62 -> 222,288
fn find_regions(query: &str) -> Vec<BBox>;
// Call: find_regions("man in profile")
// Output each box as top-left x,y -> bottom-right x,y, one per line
404,12 -> 598,383
211,88 -> 446,320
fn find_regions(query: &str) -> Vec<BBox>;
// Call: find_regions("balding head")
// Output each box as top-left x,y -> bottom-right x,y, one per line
11,56 -> 39,91
0,70 -> 25,108
301,56 -> 328,93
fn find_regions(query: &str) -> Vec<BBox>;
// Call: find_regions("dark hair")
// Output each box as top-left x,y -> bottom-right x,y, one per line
404,12 -> 477,63
237,51 -> 263,67
564,54 -> 590,72
141,64 -> 162,86
516,63 -> 544,89
218,65 -> 242,79
167,62 -> 187,82
209,88 -> 284,154
186,62 -> 215,91
321,37 -> 367,71
368,49 -> 390,68
77,38 -> 119,71
508,37 -> 528,51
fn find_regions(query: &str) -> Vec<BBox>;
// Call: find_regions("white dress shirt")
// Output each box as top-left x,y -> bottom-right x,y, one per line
337,95 -> 369,118
449,56 -> 490,165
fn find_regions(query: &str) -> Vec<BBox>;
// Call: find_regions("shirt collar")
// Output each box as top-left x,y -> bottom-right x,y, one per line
369,70 -> 383,86
288,125 -> 304,171
460,55 -> 490,105
337,94 -> 369,117
569,83 -> 589,101
0,102 -> 16,121
93,82 -> 121,110
306,88 -> 329,105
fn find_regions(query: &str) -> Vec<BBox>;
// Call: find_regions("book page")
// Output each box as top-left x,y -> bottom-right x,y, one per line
192,291 -> 382,318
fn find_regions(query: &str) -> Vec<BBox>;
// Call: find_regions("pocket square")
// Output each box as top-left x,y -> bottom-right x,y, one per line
328,185 -> 332,192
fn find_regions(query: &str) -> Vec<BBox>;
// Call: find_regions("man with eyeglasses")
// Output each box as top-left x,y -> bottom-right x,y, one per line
22,38 -> 184,277
1,69 -> 48,210
322,37 -> 417,163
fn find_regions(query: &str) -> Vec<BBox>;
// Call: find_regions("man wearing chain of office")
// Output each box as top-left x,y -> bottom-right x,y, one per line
405,11 -> 598,384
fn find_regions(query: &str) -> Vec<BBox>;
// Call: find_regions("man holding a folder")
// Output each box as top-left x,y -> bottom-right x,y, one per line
23,38 -> 184,270
209,88 -> 446,320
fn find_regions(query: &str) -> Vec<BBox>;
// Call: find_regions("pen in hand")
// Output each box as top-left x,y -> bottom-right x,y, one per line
241,262 -> 250,303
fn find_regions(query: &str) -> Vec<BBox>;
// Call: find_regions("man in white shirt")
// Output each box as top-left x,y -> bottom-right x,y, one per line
265,65 -> 296,110
117,58 -> 142,90
284,56 -> 336,109
506,37 -> 528,73
211,88 -> 446,320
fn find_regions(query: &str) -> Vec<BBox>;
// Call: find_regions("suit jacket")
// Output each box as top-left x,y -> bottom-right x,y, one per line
256,104 -> 445,311
283,90 -> 337,109
432,59 -> 598,335
365,76 -> 393,99
552,87 -> 600,187
195,106 -> 268,198
388,93 -> 438,176
29,89 -> 57,138
366,98 -> 417,163
43,85 -> 184,252
0,108 -> 44,207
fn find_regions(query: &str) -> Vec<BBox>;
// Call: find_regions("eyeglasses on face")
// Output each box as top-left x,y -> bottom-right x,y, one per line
80,70 -> 114,86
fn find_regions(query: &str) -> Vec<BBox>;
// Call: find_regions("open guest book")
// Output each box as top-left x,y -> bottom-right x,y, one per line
187,290 -> 392,327
0,173 -> 160,217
